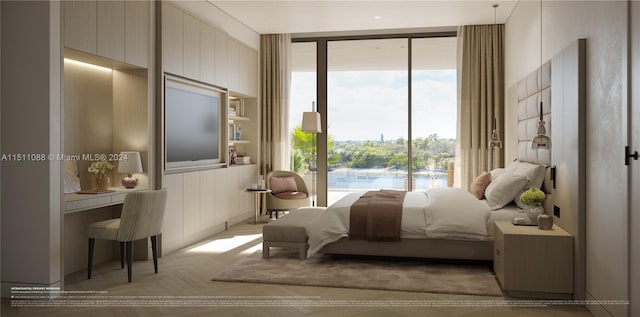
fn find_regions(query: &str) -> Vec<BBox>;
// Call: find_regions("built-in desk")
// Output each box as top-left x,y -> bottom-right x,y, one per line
64,187 -> 147,214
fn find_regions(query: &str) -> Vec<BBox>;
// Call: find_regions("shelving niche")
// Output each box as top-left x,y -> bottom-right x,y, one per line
63,48 -> 152,275
228,95 -> 259,166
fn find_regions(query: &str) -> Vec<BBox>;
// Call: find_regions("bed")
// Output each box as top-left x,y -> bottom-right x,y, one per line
305,59 -> 553,261
306,161 -> 548,261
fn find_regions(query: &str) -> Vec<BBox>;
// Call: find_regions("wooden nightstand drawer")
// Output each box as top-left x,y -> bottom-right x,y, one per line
493,225 -> 505,285
493,221 -> 573,298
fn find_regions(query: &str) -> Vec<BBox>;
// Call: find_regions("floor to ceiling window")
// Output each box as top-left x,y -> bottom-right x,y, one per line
291,34 -> 457,205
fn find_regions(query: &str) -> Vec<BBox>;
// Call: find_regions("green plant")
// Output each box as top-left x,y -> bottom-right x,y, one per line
520,187 -> 546,205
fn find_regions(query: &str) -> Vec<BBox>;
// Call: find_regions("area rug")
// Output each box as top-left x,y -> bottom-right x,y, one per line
212,249 -> 503,296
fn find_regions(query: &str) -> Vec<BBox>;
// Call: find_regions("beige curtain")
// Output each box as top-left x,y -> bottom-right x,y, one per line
457,24 -> 505,189
260,34 -> 291,178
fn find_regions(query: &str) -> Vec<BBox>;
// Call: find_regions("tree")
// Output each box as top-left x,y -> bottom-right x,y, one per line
349,141 -> 391,168
388,152 -> 408,170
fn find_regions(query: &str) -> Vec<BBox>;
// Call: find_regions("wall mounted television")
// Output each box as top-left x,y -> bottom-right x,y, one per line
164,76 -> 226,172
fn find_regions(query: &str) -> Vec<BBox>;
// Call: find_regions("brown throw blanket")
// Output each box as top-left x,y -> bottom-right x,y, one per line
349,190 -> 407,242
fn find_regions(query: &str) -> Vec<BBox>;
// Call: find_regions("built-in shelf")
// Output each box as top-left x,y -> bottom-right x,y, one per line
229,115 -> 250,122
229,139 -> 250,145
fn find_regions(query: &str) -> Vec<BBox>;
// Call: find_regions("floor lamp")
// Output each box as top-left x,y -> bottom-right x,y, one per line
301,103 -> 321,207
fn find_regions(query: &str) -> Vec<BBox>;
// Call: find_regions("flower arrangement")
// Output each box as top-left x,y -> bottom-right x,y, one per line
520,187 -> 546,205
88,159 -> 114,179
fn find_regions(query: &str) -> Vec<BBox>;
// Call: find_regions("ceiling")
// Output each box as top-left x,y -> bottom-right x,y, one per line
208,0 -> 518,36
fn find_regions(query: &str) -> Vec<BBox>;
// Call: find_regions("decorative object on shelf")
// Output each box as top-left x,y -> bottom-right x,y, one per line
117,151 -> 143,189
301,101 -> 322,207
229,146 -> 237,165
88,159 -> 114,190
63,160 -> 81,194
235,124 -> 242,140
519,187 -> 546,225
537,214 -> 554,230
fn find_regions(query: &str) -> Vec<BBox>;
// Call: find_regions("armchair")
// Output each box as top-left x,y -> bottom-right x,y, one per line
266,170 -> 310,218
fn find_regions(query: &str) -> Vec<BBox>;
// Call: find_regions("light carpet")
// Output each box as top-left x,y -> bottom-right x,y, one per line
212,249 -> 503,296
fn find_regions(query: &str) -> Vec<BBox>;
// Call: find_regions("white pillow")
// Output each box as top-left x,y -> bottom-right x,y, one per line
506,161 -> 546,189
490,168 -> 506,181
484,172 -> 530,210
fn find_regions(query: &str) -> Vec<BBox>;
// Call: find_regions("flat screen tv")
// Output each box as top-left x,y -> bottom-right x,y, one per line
165,76 -> 225,171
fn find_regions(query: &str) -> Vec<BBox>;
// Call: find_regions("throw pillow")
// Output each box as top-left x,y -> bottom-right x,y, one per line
270,176 -> 298,194
469,172 -> 492,199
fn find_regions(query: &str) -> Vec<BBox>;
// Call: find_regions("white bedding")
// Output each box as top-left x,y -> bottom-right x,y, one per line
306,188 -> 520,258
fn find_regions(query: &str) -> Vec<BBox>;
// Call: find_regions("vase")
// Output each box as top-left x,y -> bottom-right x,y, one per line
94,176 -> 111,190
525,205 -> 544,224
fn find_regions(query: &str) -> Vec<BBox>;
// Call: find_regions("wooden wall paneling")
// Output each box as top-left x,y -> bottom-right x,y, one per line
248,47 -> 259,97
112,69 -> 149,188
182,13 -> 200,80
213,168 -> 231,226
199,22 -> 216,84
97,0 -> 125,62
182,171 -> 201,238
124,0 -> 150,68
64,207 -> 116,275
214,30 -> 229,87
199,169 -> 216,230
64,0 -> 97,54
162,2 -> 183,75
163,173 -> 185,249
227,39 -> 240,93
63,59 -> 114,189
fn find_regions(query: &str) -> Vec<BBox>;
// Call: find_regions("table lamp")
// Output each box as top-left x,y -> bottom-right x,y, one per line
118,151 -> 143,188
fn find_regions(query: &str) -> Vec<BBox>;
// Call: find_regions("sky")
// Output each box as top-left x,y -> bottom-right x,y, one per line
290,69 -> 457,142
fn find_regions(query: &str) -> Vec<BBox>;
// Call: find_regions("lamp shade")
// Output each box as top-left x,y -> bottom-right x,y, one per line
301,112 -> 322,134
117,152 -> 143,174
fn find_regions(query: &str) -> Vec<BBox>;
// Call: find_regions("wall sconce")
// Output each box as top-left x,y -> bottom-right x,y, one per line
118,151 -> 143,188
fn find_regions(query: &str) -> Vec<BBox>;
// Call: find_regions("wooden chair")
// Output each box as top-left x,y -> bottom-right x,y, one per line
86,189 -> 167,283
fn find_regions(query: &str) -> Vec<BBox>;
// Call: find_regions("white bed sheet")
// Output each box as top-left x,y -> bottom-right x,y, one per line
307,188 -> 518,258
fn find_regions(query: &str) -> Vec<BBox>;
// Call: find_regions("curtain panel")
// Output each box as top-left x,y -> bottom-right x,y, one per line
457,24 -> 505,189
260,34 -> 292,177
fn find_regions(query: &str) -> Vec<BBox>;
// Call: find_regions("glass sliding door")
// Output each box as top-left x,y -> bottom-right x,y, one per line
290,34 -> 457,205
410,37 -> 458,191
290,42 -> 317,198
327,39 -> 408,203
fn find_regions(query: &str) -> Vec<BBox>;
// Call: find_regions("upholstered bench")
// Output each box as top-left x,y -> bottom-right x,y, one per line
262,207 -> 325,259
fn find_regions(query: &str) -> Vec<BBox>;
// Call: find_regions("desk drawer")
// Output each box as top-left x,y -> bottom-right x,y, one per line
111,192 -> 128,204
66,195 -> 112,212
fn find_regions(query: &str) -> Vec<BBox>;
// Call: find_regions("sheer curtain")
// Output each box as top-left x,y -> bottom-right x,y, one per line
260,34 -> 291,177
457,24 -> 505,189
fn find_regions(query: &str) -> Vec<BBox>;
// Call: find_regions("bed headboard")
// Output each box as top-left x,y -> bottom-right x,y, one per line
517,60 -> 551,167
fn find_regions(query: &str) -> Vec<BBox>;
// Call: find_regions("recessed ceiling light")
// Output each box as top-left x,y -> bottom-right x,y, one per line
374,16 -> 381,20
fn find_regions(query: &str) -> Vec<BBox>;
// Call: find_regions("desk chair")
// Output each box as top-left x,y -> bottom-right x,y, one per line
86,189 -> 167,283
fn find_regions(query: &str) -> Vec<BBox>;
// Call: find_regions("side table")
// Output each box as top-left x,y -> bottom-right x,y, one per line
493,221 -> 573,298
246,188 -> 271,224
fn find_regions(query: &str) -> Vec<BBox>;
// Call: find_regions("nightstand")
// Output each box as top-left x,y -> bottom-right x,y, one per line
493,221 -> 573,299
